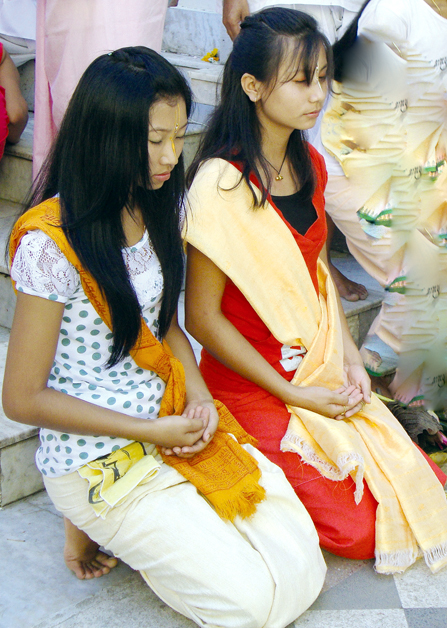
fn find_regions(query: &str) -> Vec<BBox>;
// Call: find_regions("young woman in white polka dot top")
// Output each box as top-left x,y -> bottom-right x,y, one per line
2,47 -> 326,626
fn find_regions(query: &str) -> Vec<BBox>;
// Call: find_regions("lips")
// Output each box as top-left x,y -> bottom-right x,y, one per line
153,171 -> 171,181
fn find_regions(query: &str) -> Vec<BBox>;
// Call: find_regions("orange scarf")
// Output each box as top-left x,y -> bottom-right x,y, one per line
10,197 -> 265,521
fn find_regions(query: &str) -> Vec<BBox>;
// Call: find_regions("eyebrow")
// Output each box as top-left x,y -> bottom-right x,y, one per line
149,122 -> 188,133
296,63 -> 328,75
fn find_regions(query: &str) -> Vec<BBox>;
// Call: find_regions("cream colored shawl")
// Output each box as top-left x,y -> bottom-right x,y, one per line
185,158 -> 447,574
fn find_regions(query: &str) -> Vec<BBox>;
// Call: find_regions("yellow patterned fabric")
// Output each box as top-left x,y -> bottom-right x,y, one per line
78,442 -> 160,518
185,158 -> 447,574
10,198 -> 266,522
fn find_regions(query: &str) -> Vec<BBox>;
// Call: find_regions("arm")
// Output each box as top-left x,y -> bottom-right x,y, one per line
164,311 -> 219,452
185,244 -> 361,418
2,292 -> 206,449
0,48 -> 28,144
319,243 -> 371,406
222,0 -> 250,40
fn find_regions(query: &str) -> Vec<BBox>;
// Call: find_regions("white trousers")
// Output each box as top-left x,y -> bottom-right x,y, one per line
45,445 -> 326,628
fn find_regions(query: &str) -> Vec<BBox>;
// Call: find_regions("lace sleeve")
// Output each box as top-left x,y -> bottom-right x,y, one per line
10,230 -> 80,302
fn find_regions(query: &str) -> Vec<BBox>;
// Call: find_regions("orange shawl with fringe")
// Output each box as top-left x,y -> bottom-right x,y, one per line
9,197 -> 265,521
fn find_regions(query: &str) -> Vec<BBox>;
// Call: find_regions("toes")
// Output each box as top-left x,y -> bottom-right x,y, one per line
90,552 -> 118,576
343,292 -> 360,302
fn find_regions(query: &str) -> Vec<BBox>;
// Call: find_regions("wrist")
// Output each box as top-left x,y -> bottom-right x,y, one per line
185,390 -> 214,405
343,342 -> 363,367
279,381 -> 307,407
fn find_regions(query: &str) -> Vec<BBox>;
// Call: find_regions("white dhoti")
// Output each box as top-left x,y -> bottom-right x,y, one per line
44,445 -> 326,628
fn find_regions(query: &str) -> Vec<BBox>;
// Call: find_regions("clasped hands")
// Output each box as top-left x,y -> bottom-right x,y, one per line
291,362 -> 371,420
158,399 -> 219,459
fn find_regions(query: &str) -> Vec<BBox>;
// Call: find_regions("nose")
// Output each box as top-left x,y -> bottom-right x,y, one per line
309,75 -> 325,102
160,138 -> 179,167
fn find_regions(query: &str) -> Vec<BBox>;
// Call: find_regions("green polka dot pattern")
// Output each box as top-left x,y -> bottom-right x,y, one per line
17,229 -> 166,477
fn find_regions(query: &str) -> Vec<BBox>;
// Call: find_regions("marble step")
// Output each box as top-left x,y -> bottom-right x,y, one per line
0,326 -> 43,506
0,200 -> 21,328
0,113 -> 33,204
163,5 -> 231,63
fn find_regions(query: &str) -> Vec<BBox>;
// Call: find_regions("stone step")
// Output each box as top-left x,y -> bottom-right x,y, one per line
0,113 -> 33,204
0,326 -> 43,506
163,51 -> 223,108
18,58 -> 35,112
0,200 -> 21,328
163,5 -> 231,64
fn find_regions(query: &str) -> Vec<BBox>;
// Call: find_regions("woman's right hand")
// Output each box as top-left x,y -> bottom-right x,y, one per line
147,414 -> 206,449
287,384 -> 364,420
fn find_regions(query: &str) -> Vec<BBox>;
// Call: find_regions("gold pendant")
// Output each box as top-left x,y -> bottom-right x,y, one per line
275,174 -> 284,181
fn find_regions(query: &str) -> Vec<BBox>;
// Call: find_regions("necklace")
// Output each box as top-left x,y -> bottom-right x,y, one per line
264,153 -> 287,181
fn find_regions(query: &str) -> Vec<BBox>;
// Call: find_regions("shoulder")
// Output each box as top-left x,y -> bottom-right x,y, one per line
11,229 -> 80,302
358,0 -> 409,43
191,158 -> 241,185
188,158 -> 246,203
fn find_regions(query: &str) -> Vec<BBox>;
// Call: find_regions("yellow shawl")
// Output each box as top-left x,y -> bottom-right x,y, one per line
10,197 -> 265,522
185,158 -> 447,574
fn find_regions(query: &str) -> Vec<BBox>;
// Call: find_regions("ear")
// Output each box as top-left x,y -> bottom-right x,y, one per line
240,73 -> 262,103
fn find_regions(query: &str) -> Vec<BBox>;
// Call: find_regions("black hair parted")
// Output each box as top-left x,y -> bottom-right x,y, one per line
186,7 -> 333,207
24,46 -> 192,366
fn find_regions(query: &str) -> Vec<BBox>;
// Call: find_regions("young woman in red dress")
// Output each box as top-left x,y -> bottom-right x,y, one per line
184,8 -> 446,564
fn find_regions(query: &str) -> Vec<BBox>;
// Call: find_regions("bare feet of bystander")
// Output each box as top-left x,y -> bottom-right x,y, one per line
330,261 -> 368,302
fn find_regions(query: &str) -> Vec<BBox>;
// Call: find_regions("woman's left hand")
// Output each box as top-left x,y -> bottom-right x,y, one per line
344,363 -> 371,403
161,400 -> 219,458
334,363 -> 371,419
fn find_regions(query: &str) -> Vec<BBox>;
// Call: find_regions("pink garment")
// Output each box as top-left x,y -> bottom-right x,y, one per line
34,0 -> 168,176
0,43 -> 10,160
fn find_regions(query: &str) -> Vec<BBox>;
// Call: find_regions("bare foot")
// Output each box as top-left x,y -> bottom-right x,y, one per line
64,517 -> 118,580
330,263 -> 368,302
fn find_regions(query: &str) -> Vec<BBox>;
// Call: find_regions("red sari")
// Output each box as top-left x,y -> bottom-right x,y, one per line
199,146 -> 444,559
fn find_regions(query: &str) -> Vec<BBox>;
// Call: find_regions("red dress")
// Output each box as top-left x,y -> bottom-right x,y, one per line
200,146 -> 445,559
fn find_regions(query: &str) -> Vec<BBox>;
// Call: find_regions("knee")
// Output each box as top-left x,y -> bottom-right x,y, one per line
206,570 -> 275,628
324,514 -> 376,560
228,577 -> 274,628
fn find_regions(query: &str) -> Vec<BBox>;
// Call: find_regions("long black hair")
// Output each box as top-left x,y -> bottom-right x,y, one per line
332,0 -> 372,82
186,7 -> 332,206
23,47 -> 192,366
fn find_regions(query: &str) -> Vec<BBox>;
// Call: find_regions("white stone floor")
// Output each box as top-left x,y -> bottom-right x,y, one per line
2,486 -> 447,628
1,260 -> 447,627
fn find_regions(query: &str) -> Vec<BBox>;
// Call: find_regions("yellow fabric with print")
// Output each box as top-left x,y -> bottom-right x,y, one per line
78,442 -> 160,518
185,158 -> 447,575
